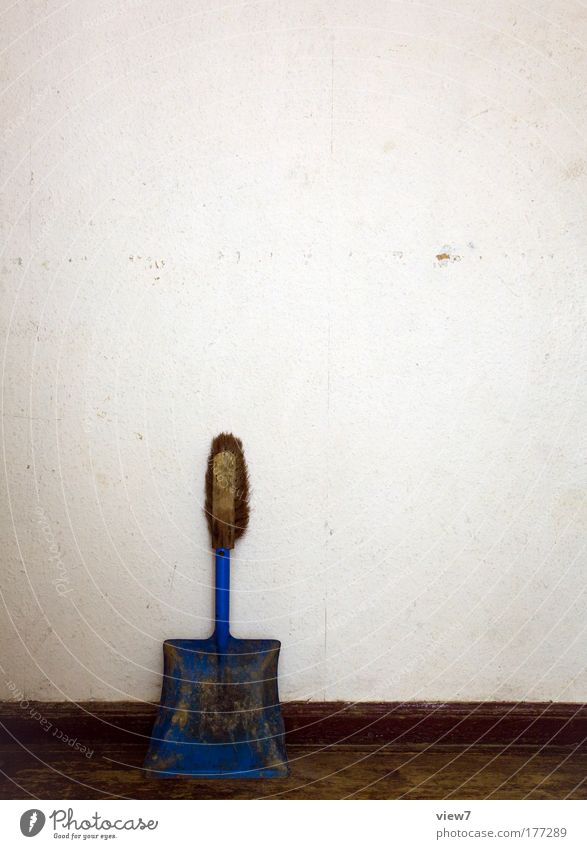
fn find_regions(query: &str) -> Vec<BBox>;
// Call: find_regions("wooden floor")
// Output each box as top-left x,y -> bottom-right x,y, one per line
1,741 -> 585,799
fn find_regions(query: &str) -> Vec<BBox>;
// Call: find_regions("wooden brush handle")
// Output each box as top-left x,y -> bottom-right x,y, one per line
211,451 -> 236,549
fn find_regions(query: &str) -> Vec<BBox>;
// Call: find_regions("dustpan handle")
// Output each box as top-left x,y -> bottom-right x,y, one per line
214,548 -> 230,651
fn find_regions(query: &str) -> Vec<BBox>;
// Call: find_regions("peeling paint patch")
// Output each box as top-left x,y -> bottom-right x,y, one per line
436,248 -> 461,265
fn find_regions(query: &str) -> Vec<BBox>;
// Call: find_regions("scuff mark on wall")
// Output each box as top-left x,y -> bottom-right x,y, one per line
563,159 -> 585,180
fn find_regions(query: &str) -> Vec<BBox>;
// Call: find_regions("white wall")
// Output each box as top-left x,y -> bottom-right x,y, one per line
1,0 -> 586,704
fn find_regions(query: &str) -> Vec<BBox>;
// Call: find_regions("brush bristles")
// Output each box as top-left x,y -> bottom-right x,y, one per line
204,432 -> 250,548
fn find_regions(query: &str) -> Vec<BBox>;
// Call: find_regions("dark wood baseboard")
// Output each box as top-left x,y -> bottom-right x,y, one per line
283,701 -> 587,747
1,700 -> 585,748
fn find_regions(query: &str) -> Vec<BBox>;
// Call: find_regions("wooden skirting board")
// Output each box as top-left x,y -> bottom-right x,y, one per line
0,701 -> 585,747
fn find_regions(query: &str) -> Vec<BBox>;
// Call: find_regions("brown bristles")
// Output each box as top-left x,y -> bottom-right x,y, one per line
204,433 -> 250,549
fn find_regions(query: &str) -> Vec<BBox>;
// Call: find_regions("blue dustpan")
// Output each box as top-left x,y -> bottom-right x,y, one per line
144,549 -> 289,778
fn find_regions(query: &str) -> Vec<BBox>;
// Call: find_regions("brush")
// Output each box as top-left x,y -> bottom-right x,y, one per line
204,433 -> 250,652
204,432 -> 250,549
